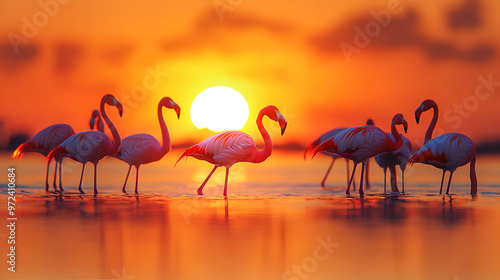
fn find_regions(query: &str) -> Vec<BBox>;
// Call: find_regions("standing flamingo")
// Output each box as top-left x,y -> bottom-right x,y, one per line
89,109 -> 105,132
175,105 -> 287,197
308,114 -> 408,197
114,97 -> 180,194
409,99 -> 477,196
47,94 -> 123,194
374,134 -> 412,193
304,119 -> 374,189
12,124 -> 75,192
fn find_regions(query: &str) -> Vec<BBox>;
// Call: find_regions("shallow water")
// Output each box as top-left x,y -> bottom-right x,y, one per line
1,151 -> 500,279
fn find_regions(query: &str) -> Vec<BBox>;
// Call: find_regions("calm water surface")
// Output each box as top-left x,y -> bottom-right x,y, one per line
1,151 -> 499,280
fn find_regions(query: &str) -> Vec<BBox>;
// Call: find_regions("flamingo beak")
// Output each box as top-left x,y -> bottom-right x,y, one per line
277,112 -> 287,136
117,103 -> 123,117
403,119 -> 408,133
172,101 -> 181,119
414,107 -> 423,124
89,118 -> 95,130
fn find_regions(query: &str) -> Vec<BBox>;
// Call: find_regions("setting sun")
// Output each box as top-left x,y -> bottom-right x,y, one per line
190,86 -> 249,132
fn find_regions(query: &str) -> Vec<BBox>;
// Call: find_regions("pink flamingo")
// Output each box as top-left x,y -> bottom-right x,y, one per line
374,134 -> 412,193
89,109 -> 105,132
409,99 -> 477,196
308,114 -> 408,197
114,97 -> 180,194
175,105 -> 287,197
12,124 -> 75,192
305,119 -> 374,189
47,94 -> 123,194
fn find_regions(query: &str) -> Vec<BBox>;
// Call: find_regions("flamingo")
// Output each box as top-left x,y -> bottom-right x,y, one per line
114,97 -> 180,194
89,109 -> 105,132
304,119 -> 374,189
408,99 -> 477,196
47,94 -> 123,194
308,114 -> 408,197
175,105 -> 287,197
374,133 -> 412,193
12,124 -> 75,192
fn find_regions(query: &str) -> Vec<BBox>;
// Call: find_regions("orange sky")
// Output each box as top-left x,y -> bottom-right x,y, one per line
0,0 -> 499,148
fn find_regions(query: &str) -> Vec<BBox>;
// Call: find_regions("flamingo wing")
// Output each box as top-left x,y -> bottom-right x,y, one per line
333,126 -> 388,161
115,134 -> 161,165
176,131 -> 256,167
305,128 -> 346,158
409,133 -> 474,171
54,131 -> 111,163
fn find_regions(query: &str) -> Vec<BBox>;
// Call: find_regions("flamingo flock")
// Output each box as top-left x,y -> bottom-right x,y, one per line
12,97 -> 478,197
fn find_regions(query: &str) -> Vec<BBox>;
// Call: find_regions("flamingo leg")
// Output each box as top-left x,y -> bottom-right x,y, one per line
78,164 -> 85,194
383,167 -> 387,194
198,166 -> 218,195
345,159 -> 350,187
53,160 -> 58,192
321,158 -> 335,188
58,159 -> 64,192
346,163 -> 357,196
439,170 -> 446,194
122,165 -> 132,193
445,172 -> 454,195
389,165 -> 399,193
93,163 -> 98,194
223,167 -> 229,197
134,165 -> 140,194
352,162 -> 356,191
45,162 -> 50,192
359,161 -> 366,197
401,169 -> 405,193
365,159 -> 371,190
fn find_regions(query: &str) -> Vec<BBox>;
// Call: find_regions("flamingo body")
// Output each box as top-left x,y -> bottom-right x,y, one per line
12,124 -> 74,191
409,133 -> 474,172
47,94 -> 123,194
311,114 -> 407,196
411,99 -> 478,196
114,97 -> 180,194
176,105 -> 287,196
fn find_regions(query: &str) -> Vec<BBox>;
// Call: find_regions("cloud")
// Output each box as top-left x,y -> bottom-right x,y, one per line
0,42 -> 39,73
161,10 -> 292,53
311,7 -> 495,63
447,0 -> 482,30
53,41 -> 85,74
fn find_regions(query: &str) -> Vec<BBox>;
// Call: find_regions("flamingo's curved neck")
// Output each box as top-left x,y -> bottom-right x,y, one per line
158,105 -> 171,156
101,100 -> 121,155
388,120 -> 403,152
424,103 -> 439,144
253,111 -> 273,163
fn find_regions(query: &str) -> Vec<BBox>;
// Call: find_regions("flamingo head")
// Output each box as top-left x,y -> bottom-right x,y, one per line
393,113 -> 408,133
89,110 -> 100,130
102,94 -> 123,117
366,118 -> 374,126
265,106 -> 288,136
160,97 -> 181,119
415,99 -> 437,124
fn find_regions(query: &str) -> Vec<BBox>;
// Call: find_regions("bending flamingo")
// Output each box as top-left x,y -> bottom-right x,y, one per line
114,97 -> 180,194
12,124 -> 75,192
175,105 -> 287,197
47,94 -> 123,194
304,119 -> 374,189
89,109 -> 105,132
409,99 -> 477,196
374,134 -> 412,193
308,114 -> 408,197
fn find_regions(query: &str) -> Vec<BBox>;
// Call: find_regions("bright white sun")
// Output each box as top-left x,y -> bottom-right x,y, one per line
190,86 -> 249,132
